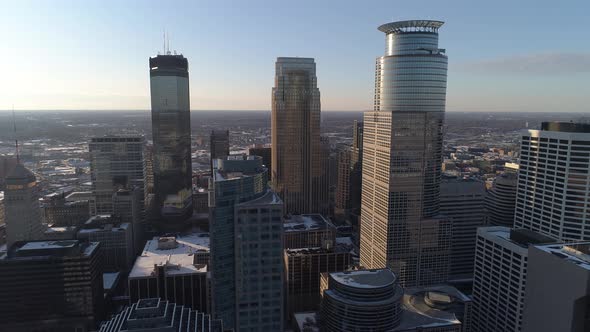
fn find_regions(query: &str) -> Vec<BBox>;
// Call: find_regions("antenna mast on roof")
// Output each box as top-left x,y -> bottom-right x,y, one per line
166,32 -> 170,55
12,105 -> 19,164
163,29 -> 166,55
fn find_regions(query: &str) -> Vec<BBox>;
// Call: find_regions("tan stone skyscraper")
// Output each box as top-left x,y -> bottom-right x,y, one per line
360,20 -> 451,287
271,57 -> 328,215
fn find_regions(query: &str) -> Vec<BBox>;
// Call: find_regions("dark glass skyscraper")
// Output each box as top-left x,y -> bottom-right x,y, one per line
210,130 -> 229,172
149,54 -> 193,228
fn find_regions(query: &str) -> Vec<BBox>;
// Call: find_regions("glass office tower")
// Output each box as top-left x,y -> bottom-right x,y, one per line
360,20 -> 451,287
210,156 -> 284,330
149,54 -> 193,228
271,57 -> 328,215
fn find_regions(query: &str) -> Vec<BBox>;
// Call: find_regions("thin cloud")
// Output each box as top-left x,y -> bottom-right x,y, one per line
457,53 -> 590,75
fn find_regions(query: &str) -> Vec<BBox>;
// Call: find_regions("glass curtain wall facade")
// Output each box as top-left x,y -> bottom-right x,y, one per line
89,136 -> 145,215
149,54 -> 193,228
210,130 -> 230,172
210,156 -> 278,330
360,20 -> 451,287
271,57 -> 328,215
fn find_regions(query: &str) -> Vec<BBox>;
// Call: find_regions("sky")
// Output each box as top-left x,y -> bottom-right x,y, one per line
1,0 -> 589,112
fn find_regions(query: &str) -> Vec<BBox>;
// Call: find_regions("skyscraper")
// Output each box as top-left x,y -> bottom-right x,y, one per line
89,136 -> 145,215
284,245 -> 352,318
514,122 -> 590,241
210,155 -> 284,330
0,240 -> 104,331
334,148 -> 352,221
485,171 -> 517,227
210,130 -> 230,172
351,120 -> 363,166
471,227 -> 556,332
77,215 -> 134,272
350,120 -> 363,213
271,57 -> 328,215
522,242 -> 590,332
360,20 -> 451,287
440,178 -> 486,281
149,53 -> 193,228
249,145 -> 272,171
4,164 -> 44,246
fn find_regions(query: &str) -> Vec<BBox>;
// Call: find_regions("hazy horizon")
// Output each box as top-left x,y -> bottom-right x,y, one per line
2,0 -> 589,113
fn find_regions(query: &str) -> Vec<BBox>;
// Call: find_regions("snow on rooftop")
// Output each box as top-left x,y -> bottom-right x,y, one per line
129,231 -> 210,279
335,237 -> 353,246
129,254 -> 207,279
18,240 -> 78,251
293,312 -> 320,332
330,269 -> 396,289
142,232 -> 210,256
78,223 -> 129,233
536,242 -> 590,270
283,214 -> 330,232
237,190 -> 282,207
45,226 -> 77,233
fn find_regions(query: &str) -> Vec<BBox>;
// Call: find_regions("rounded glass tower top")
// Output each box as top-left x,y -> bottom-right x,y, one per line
378,20 -> 444,56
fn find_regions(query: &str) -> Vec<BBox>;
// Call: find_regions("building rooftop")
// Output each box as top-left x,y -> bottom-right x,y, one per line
5,164 -> 36,183
19,240 -> 77,251
393,285 -> 468,331
541,121 -> 590,133
293,312 -> 320,332
535,242 -> 590,270
394,303 -> 461,331
98,298 -> 224,332
78,222 -> 129,234
129,231 -> 210,279
44,226 -> 78,234
103,272 -> 120,291
330,268 -> 396,289
129,255 -> 207,279
378,20 -> 444,34
142,231 -> 210,256
285,243 -> 352,257
283,214 -> 333,232
213,155 -> 265,181
237,189 -> 282,206
479,227 -> 558,250
4,240 -> 99,259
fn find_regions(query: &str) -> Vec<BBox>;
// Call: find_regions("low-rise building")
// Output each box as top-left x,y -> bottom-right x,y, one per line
128,231 -> 210,313
42,191 -> 90,226
98,298 -> 224,332
319,269 -> 464,332
284,214 -> 335,249
0,240 -> 104,331
77,214 -> 134,272
284,244 -> 352,318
